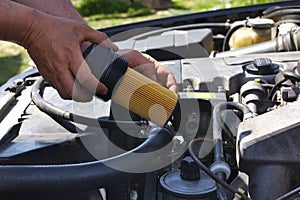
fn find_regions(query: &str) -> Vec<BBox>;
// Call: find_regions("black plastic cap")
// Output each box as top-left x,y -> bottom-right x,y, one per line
244,58 -> 279,75
83,44 -> 128,101
180,156 -> 200,181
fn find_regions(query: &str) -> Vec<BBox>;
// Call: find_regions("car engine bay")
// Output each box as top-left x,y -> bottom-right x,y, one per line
1,1 -> 300,200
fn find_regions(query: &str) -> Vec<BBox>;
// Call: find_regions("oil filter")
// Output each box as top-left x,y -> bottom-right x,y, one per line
84,44 -> 178,127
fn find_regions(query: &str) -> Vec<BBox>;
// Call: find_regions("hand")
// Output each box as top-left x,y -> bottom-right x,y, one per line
23,13 -> 118,102
118,50 -> 178,93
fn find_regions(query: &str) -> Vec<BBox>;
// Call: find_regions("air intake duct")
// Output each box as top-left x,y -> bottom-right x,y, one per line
84,44 -> 178,127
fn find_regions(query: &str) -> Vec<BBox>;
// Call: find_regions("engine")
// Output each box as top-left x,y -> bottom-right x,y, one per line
1,2 -> 300,200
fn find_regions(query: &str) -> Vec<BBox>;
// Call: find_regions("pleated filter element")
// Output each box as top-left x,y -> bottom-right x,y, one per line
112,68 -> 178,127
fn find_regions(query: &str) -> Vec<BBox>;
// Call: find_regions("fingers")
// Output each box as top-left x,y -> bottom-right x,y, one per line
133,63 -> 158,82
71,48 -> 109,98
56,70 -> 94,102
141,53 -> 178,93
154,62 -> 178,93
40,49 -> 109,102
119,49 -> 178,92
67,26 -> 116,100
27,16 -> 115,102
31,17 -> 177,101
38,60 -> 95,102
120,50 -> 156,70
50,61 -> 108,102
72,79 -> 94,102
74,26 -> 119,99
118,50 -> 156,79
166,73 -> 178,93
82,25 -> 118,51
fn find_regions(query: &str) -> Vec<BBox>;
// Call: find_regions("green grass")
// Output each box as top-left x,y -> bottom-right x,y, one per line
0,0 -> 279,86
0,42 -> 31,85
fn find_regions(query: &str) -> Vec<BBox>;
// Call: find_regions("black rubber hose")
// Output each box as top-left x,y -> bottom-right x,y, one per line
268,78 -> 288,100
31,77 -> 143,129
0,77 -> 176,194
222,23 -> 245,52
0,125 -> 175,194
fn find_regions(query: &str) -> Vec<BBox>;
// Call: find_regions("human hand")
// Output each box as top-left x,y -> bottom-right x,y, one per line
118,50 -> 178,93
23,12 -> 118,102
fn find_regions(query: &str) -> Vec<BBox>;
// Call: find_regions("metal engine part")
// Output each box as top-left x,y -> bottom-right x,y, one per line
237,100 -> 300,199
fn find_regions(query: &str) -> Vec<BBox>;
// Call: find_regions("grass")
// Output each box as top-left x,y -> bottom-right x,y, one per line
0,0 -> 278,85
0,42 -> 31,85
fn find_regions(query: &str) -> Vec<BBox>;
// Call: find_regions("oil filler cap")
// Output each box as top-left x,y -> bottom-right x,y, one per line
244,58 -> 279,75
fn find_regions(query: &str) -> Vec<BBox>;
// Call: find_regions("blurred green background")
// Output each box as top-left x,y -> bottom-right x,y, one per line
0,0 -> 278,85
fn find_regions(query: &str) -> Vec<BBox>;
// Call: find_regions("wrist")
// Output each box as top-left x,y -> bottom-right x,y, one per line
18,9 -> 46,49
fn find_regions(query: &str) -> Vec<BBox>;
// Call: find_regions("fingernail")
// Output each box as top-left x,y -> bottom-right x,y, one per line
102,88 -> 108,95
113,45 -> 119,51
99,87 -> 108,95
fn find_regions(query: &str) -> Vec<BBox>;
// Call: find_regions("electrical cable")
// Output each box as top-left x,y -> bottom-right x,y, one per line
188,138 -> 251,200
212,102 -> 252,162
211,102 -> 252,199
276,186 -> 300,200
216,181 -> 229,200
219,122 -> 235,148
268,78 -> 288,100
282,70 -> 300,82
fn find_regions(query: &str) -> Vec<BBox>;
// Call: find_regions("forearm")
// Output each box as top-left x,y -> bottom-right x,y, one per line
11,0 -> 86,23
11,0 -> 91,50
0,0 -> 42,47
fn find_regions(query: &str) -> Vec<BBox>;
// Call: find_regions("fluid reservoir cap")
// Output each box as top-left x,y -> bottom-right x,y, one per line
160,170 -> 217,198
180,156 -> 200,181
247,18 -> 274,28
244,58 -> 279,75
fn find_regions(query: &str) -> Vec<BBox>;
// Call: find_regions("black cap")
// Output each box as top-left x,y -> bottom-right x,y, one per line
84,44 -> 129,101
244,58 -> 279,75
180,156 -> 200,181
